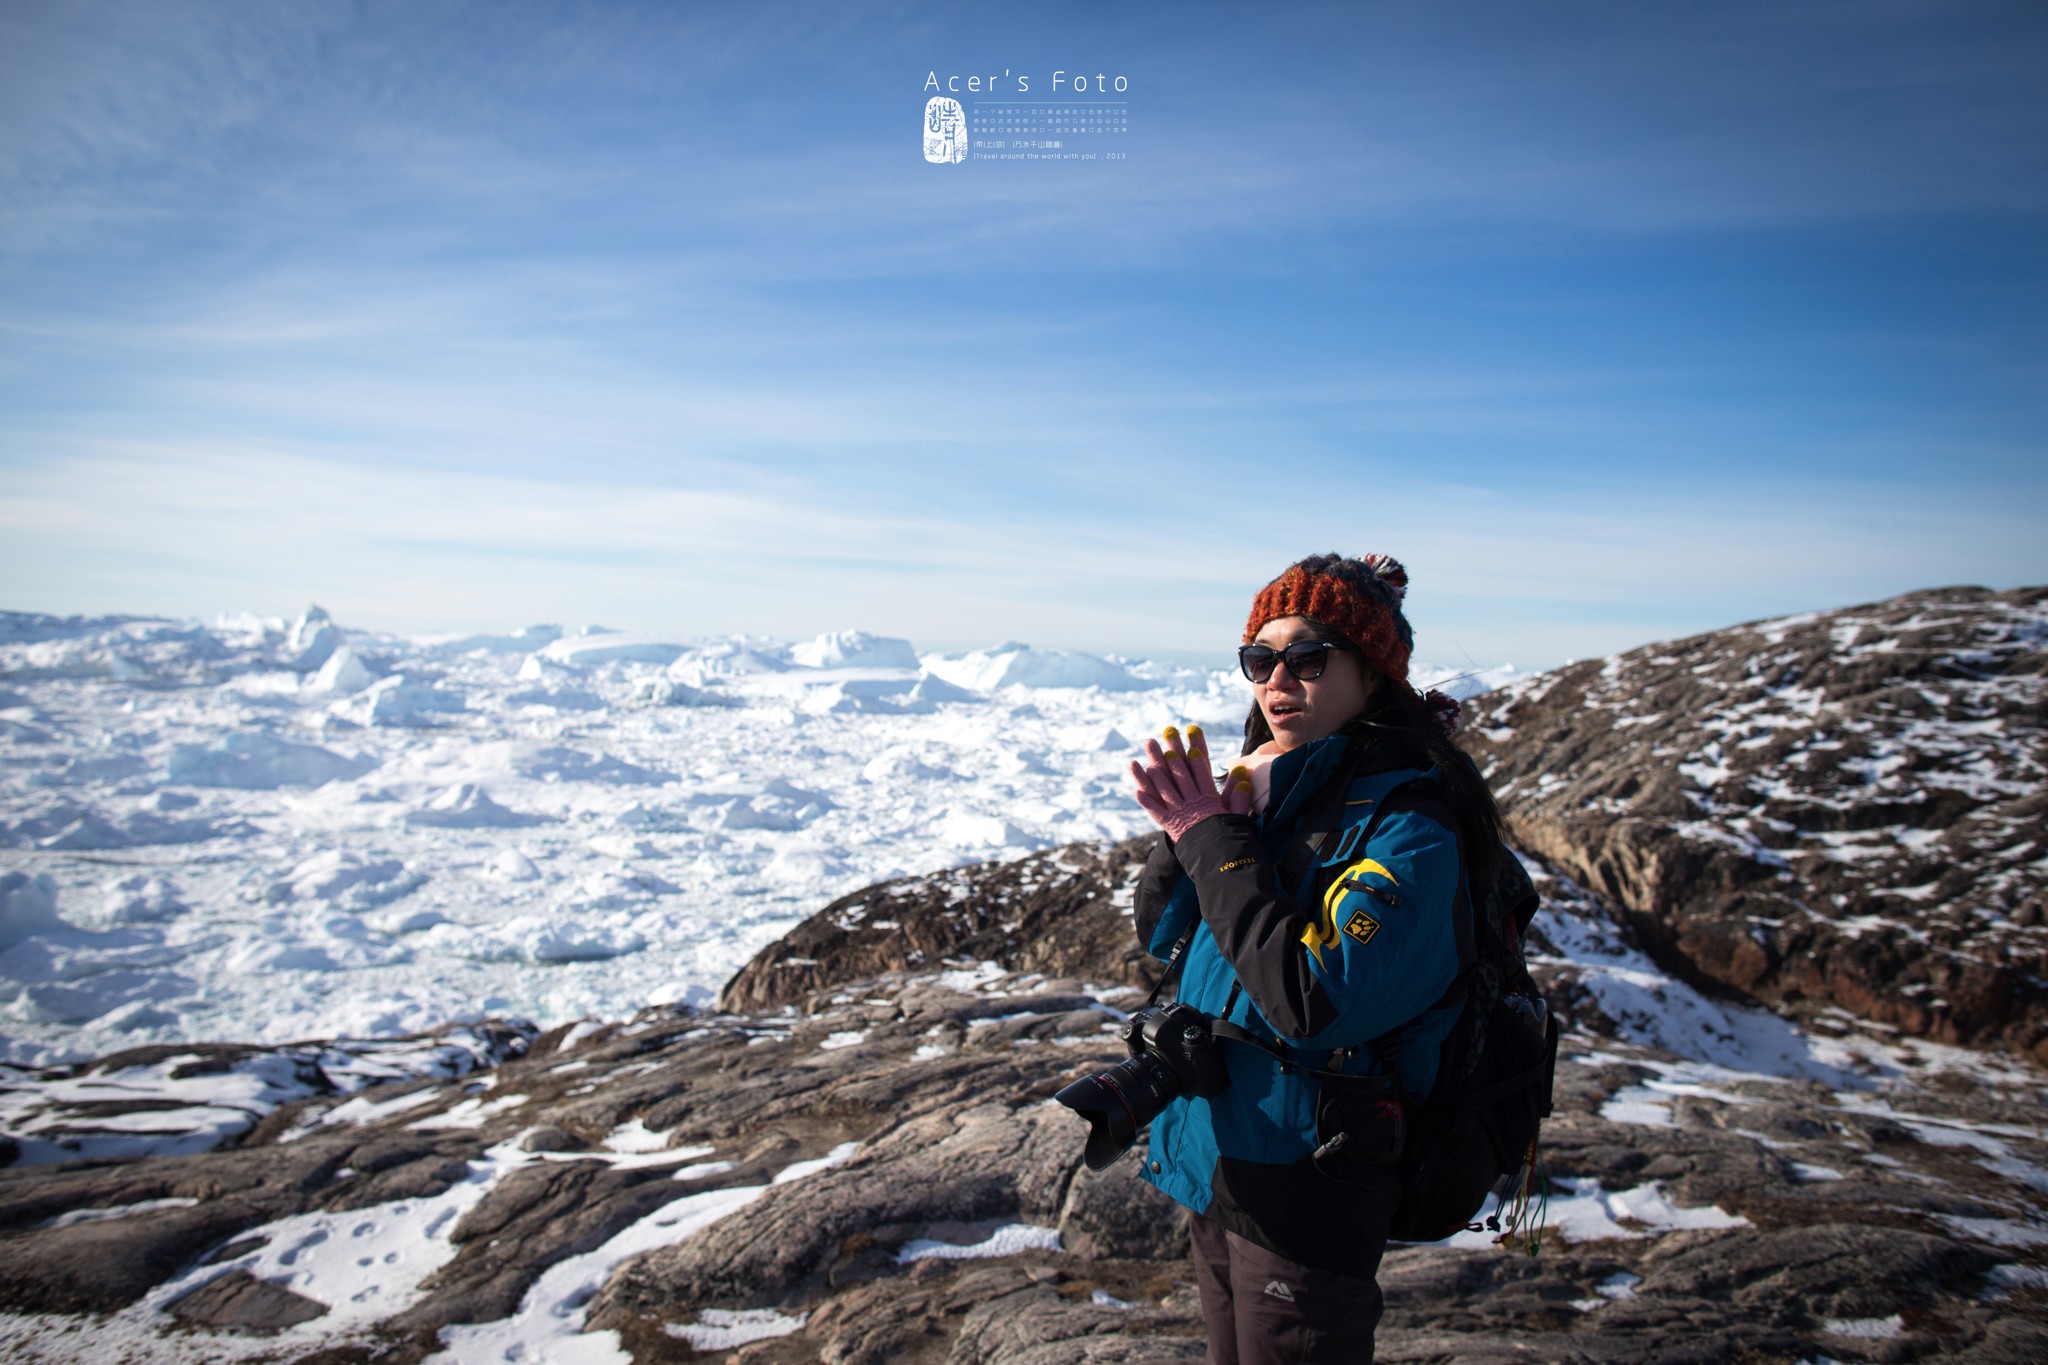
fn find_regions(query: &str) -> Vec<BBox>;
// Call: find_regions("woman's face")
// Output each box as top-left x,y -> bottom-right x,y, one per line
1253,615 -> 1375,752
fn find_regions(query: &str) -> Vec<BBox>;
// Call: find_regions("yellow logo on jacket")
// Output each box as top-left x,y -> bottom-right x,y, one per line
1300,857 -> 1398,966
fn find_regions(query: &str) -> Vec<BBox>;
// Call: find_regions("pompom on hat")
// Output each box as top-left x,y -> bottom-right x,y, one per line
1244,552 -> 1464,736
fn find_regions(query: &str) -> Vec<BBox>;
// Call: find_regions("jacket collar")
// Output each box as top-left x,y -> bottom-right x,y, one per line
1260,729 -> 1354,834
1258,718 -> 1428,835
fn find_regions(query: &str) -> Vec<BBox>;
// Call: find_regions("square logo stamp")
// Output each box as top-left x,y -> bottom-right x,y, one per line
924,97 -> 967,163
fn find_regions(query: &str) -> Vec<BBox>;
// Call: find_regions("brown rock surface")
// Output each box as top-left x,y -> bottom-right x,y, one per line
717,836 -> 1159,1013
166,1268 -> 329,1333
0,937 -> 2043,1361
1462,585 -> 2048,1055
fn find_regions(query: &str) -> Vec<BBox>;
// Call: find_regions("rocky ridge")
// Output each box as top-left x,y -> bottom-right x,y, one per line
1461,586 -> 2047,1057
0,840 -> 2043,1363
717,838 -> 1158,1014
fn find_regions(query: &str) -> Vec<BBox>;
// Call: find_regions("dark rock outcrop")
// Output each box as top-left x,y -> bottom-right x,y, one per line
1463,585 -> 2048,1057
0,1196 -> 285,1313
0,917 -> 2043,1361
719,836 -> 1159,1012
167,1268 -> 329,1333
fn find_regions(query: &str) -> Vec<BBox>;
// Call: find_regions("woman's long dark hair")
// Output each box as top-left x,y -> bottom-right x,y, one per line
1242,634 -> 1506,884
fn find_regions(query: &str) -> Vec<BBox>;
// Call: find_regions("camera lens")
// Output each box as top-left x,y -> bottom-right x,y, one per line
1054,1050 -> 1181,1171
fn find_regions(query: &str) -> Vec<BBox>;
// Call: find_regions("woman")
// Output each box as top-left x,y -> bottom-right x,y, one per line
1128,552 -> 1505,1365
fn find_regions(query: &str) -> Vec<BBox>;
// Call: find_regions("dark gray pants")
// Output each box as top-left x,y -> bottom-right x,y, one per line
1189,1211 -> 1385,1364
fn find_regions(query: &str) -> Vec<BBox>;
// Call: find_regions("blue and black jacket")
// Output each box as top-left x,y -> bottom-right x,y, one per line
1131,724 -> 1468,1274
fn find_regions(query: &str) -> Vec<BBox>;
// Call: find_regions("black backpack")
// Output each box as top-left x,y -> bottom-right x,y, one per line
1281,762 -> 1560,1250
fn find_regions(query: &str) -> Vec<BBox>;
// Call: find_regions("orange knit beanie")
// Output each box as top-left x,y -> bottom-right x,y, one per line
1243,552 -> 1414,687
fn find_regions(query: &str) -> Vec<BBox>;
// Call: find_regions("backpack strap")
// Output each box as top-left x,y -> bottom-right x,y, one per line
1491,845 -> 1541,937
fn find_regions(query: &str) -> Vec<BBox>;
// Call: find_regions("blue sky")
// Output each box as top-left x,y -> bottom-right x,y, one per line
2,1 -> 2043,669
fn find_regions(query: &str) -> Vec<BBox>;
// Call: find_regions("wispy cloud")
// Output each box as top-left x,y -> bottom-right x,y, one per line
1,1 -> 2041,664
1,436 -> 2030,668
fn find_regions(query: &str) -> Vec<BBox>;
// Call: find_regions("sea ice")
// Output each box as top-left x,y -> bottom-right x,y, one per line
34,811 -> 133,850
0,872 -> 67,951
438,915 -> 648,965
268,850 -> 424,911
0,609 -> 1276,1065
0,925 -> 182,985
165,731 -> 373,789
486,849 -> 540,882
797,677 -> 921,715
940,811 -> 1037,850
515,654 -> 581,683
628,677 -> 718,707
516,745 -> 672,786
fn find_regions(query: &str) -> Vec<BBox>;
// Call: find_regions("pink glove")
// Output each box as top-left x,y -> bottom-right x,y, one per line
1131,724 -> 1254,842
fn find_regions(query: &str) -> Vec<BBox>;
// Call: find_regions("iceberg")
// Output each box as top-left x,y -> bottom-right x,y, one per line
539,635 -> 689,668
287,604 -> 343,672
629,677 -> 725,708
667,639 -> 792,686
430,623 -> 564,655
357,675 -> 466,725
791,630 -> 919,671
907,671 -> 979,705
405,783 -> 546,829
923,644 -> 1154,693
305,645 -> 377,696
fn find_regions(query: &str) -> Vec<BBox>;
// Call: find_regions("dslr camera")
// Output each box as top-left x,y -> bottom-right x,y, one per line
1054,1002 -> 1230,1170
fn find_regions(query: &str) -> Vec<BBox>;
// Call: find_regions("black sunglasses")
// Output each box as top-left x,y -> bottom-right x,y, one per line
1238,639 -> 1356,684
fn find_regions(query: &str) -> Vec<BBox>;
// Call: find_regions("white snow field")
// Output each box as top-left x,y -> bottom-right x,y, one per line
0,604 -> 1513,1066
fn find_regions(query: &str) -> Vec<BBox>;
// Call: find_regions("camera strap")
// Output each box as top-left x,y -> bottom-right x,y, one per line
1145,924 -> 1198,1008
1149,923 -> 1389,1090
1151,911 -> 1391,1090
1208,1019 -> 1396,1091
